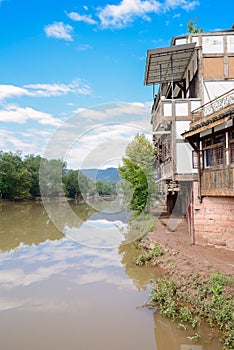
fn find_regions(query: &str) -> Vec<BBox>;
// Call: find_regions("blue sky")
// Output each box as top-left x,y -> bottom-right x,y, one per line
0,0 -> 233,169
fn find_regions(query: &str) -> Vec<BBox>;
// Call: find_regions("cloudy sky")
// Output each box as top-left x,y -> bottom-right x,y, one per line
0,0 -> 233,168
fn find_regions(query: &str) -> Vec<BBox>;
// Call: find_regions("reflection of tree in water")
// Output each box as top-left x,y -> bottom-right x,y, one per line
0,201 -> 63,251
117,212 -> 160,291
119,242 -> 160,291
45,200 -> 96,230
0,200 -> 96,252
154,312 -> 222,350
120,212 -> 156,245
69,200 -> 98,222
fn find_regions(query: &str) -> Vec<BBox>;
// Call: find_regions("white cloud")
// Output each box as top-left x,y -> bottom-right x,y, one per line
44,22 -> 73,41
182,1 -> 199,11
0,129 -> 31,151
63,112 -> 152,169
0,80 -> 91,101
0,85 -> 28,100
80,0 -> 199,29
76,44 -> 92,51
67,11 -> 97,25
98,0 -> 161,28
41,101 -> 152,168
0,104 -> 61,126
164,0 -> 199,11
73,102 -> 150,121
173,13 -> 181,18
24,80 -> 91,97
0,128 -> 54,155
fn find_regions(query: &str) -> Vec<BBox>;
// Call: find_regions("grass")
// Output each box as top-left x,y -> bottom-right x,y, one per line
134,243 -> 164,266
148,273 -> 234,350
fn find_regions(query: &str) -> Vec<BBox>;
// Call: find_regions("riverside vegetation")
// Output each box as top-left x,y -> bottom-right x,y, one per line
118,134 -> 233,349
0,151 -> 117,200
133,240 -> 234,350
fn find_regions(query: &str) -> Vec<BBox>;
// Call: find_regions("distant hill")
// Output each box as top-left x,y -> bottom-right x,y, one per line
81,167 -> 121,182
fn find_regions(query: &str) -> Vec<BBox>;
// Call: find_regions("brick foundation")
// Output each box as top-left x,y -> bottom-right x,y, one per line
192,182 -> 234,250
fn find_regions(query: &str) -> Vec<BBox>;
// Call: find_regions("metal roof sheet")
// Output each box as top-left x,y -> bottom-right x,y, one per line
144,43 -> 196,86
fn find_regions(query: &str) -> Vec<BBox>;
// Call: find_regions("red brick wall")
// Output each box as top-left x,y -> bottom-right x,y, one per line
192,182 -> 234,250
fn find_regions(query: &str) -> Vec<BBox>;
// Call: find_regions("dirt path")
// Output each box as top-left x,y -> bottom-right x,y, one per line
143,213 -> 234,279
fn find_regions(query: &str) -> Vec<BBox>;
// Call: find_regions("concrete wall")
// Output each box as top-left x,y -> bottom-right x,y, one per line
193,182 -> 234,250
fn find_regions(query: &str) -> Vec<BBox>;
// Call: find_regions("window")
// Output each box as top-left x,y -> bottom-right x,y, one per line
161,135 -> 171,162
229,130 -> 234,164
192,150 -> 203,169
202,133 -> 225,168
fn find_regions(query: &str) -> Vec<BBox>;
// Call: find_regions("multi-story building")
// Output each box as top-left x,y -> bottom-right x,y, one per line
144,27 -> 234,249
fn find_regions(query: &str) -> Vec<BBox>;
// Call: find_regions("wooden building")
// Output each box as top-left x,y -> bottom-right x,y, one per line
144,27 -> 234,249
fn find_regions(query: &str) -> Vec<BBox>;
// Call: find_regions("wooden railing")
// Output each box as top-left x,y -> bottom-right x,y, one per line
201,165 -> 234,196
192,88 -> 234,123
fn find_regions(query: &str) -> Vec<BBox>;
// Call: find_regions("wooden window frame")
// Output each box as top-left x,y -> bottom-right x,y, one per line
161,135 -> 171,162
201,131 -> 225,168
229,130 -> 234,164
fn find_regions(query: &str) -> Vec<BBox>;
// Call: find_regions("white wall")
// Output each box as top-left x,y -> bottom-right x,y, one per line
202,35 -> 224,54
227,35 -> 234,52
176,121 -> 190,139
176,143 -> 196,174
203,81 -> 234,103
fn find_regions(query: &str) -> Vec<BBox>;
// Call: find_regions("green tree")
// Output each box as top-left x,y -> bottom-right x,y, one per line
39,158 -> 66,197
63,170 -> 80,198
24,154 -> 42,198
119,134 -> 157,214
13,167 -> 32,200
0,151 -> 32,200
63,169 -> 95,199
187,18 -> 203,34
77,170 -> 95,197
96,180 -> 117,196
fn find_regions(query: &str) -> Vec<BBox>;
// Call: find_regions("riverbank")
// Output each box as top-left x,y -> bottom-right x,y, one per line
136,214 -> 234,349
143,214 -> 234,278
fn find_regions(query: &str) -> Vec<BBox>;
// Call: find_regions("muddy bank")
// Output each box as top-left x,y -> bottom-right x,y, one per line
136,214 -> 234,349
143,214 -> 234,279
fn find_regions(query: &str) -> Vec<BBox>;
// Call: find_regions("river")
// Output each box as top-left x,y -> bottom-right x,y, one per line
0,200 -> 223,350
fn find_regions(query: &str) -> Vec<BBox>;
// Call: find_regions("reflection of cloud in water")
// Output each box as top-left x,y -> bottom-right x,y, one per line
0,238 -> 126,290
0,237 -> 141,314
89,210 -> 130,223
0,296 -> 84,313
0,297 -> 25,311
0,262 -> 73,288
65,219 -> 129,248
72,270 -> 133,290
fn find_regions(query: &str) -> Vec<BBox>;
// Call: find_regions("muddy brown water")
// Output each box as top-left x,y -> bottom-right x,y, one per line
0,200 -> 223,350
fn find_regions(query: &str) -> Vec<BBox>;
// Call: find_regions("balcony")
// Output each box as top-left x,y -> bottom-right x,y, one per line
152,98 -> 201,132
191,88 -> 234,126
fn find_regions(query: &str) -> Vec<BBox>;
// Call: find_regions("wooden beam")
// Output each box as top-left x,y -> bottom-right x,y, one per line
183,116 -> 230,138
201,189 -> 234,196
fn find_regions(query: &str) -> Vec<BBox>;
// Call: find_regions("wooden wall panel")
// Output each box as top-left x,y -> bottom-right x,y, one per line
203,57 -> 224,79
228,56 -> 234,78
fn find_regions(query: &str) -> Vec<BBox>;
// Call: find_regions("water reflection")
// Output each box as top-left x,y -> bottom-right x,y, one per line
119,243 -> 164,291
0,201 -> 63,251
0,202 -> 156,350
0,243 -> 156,349
154,312 -> 222,350
0,200 -> 223,350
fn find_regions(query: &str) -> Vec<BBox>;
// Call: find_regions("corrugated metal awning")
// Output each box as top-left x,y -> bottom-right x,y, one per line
144,43 -> 196,86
